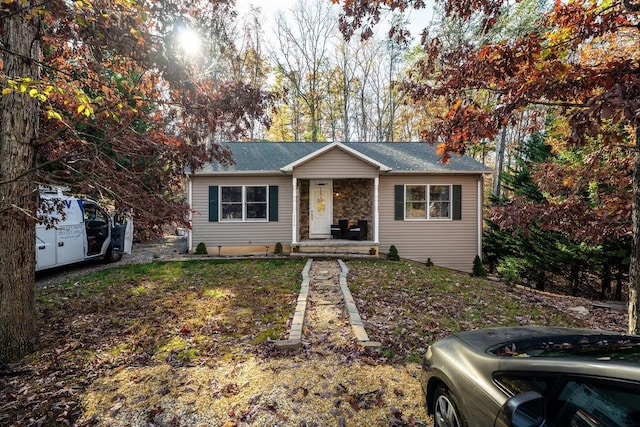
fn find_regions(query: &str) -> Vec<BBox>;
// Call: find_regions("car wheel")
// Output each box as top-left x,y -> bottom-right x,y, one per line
433,384 -> 467,427
104,244 -> 123,263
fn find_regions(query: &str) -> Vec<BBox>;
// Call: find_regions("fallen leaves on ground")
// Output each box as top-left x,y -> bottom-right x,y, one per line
0,258 -> 628,426
346,260 -> 628,362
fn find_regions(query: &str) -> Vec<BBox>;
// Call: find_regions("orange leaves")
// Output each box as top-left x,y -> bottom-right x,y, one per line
422,0 -> 640,159
445,99 -> 462,119
523,142 -> 633,244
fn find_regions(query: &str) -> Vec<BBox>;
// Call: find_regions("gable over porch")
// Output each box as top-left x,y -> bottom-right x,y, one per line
281,142 -> 388,245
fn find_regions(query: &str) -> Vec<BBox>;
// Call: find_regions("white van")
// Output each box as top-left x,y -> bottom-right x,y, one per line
36,187 -> 133,272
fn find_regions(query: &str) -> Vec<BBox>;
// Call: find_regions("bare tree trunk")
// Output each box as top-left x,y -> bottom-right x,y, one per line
493,125 -> 507,200
0,4 -> 41,363
341,59 -> 351,142
292,93 -> 301,142
359,94 -> 368,141
310,85 -> 319,142
629,129 -> 640,335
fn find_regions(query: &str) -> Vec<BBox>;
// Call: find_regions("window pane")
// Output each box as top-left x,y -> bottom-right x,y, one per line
221,203 -> 242,219
84,204 -> 97,222
247,203 -> 267,219
494,374 -> 556,396
430,186 -> 450,219
221,186 -> 242,202
430,202 -> 450,218
246,186 -> 267,202
548,380 -> 640,427
406,185 -> 426,202
430,185 -> 450,201
406,201 -> 426,218
405,185 -> 426,219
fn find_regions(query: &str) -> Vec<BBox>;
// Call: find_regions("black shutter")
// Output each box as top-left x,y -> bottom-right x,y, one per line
452,185 -> 462,220
269,186 -> 278,222
208,186 -> 219,222
394,185 -> 404,220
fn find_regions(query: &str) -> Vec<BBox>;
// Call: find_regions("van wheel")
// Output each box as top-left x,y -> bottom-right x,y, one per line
104,245 -> 123,263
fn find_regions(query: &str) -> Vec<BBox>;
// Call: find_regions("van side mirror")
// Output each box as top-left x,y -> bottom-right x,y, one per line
495,391 -> 545,427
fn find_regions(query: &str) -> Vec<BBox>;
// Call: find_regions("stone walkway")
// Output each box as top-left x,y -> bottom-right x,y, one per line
276,259 -> 380,350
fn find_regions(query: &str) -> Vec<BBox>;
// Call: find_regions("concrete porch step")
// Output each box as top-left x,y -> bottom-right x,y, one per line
291,240 -> 379,257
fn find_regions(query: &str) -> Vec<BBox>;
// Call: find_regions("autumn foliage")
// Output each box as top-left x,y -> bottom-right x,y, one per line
493,141 -> 633,246
1,0 -> 271,362
336,0 -> 640,332
2,0 -> 270,238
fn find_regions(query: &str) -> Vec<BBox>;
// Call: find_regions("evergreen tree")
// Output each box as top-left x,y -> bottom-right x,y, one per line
471,255 -> 487,278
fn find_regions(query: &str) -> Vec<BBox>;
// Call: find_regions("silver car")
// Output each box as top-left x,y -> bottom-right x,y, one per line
421,326 -> 640,427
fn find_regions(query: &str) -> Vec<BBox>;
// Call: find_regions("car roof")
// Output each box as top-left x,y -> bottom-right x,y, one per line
441,327 -> 640,384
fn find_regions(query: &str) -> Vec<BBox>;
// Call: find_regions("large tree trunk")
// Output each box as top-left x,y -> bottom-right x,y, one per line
0,4 -> 41,363
630,130 -> 640,335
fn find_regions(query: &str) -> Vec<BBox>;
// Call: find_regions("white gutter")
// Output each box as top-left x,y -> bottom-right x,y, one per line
374,176 -> 380,243
477,177 -> 483,257
192,170 -> 287,177
292,177 -> 298,245
187,175 -> 193,252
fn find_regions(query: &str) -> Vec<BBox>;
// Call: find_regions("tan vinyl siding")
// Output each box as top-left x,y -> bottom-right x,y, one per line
293,147 -> 379,179
191,175 -> 293,251
379,175 -> 481,273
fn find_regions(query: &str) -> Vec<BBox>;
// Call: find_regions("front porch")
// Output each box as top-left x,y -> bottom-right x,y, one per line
293,178 -> 379,243
290,239 -> 379,258
290,177 -> 380,258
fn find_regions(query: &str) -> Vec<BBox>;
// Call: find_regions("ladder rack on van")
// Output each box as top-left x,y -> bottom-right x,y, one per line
39,185 -> 71,196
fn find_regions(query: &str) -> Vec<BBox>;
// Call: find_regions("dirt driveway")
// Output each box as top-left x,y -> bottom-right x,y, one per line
35,236 -> 187,289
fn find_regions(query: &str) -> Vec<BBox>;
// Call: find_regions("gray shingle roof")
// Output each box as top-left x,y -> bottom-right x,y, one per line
194,142 -> 491,174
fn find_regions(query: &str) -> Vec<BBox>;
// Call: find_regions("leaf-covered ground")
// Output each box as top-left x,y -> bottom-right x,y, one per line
0,258 -> 628,426
345,260 -> 627,363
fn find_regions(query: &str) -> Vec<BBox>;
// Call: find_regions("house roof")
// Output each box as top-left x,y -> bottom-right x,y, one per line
193,142 -> 492,175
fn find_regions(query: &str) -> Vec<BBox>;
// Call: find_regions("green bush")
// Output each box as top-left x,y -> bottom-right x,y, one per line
274,242 -> 283,255
387,245 -> 399,261
471,255 -> 487,278
195,242 -> 208,255
497,256 -> 530,285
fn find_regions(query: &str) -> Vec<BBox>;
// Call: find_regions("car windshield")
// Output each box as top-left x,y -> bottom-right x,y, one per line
488,334 -> 640,361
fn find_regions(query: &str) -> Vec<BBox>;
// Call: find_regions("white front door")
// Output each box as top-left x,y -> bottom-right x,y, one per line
309,180 -> 332,238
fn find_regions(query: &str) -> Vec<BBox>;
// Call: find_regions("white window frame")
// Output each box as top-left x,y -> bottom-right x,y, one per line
220,185 -> 269,222
404,184 -> 452,221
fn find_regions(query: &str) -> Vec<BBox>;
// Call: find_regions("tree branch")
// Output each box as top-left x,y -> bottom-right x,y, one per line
623,0 -> 640,12
524,99 -> 588,109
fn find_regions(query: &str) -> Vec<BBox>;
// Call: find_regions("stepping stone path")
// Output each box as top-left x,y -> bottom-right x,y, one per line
276,259 -> 380,351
